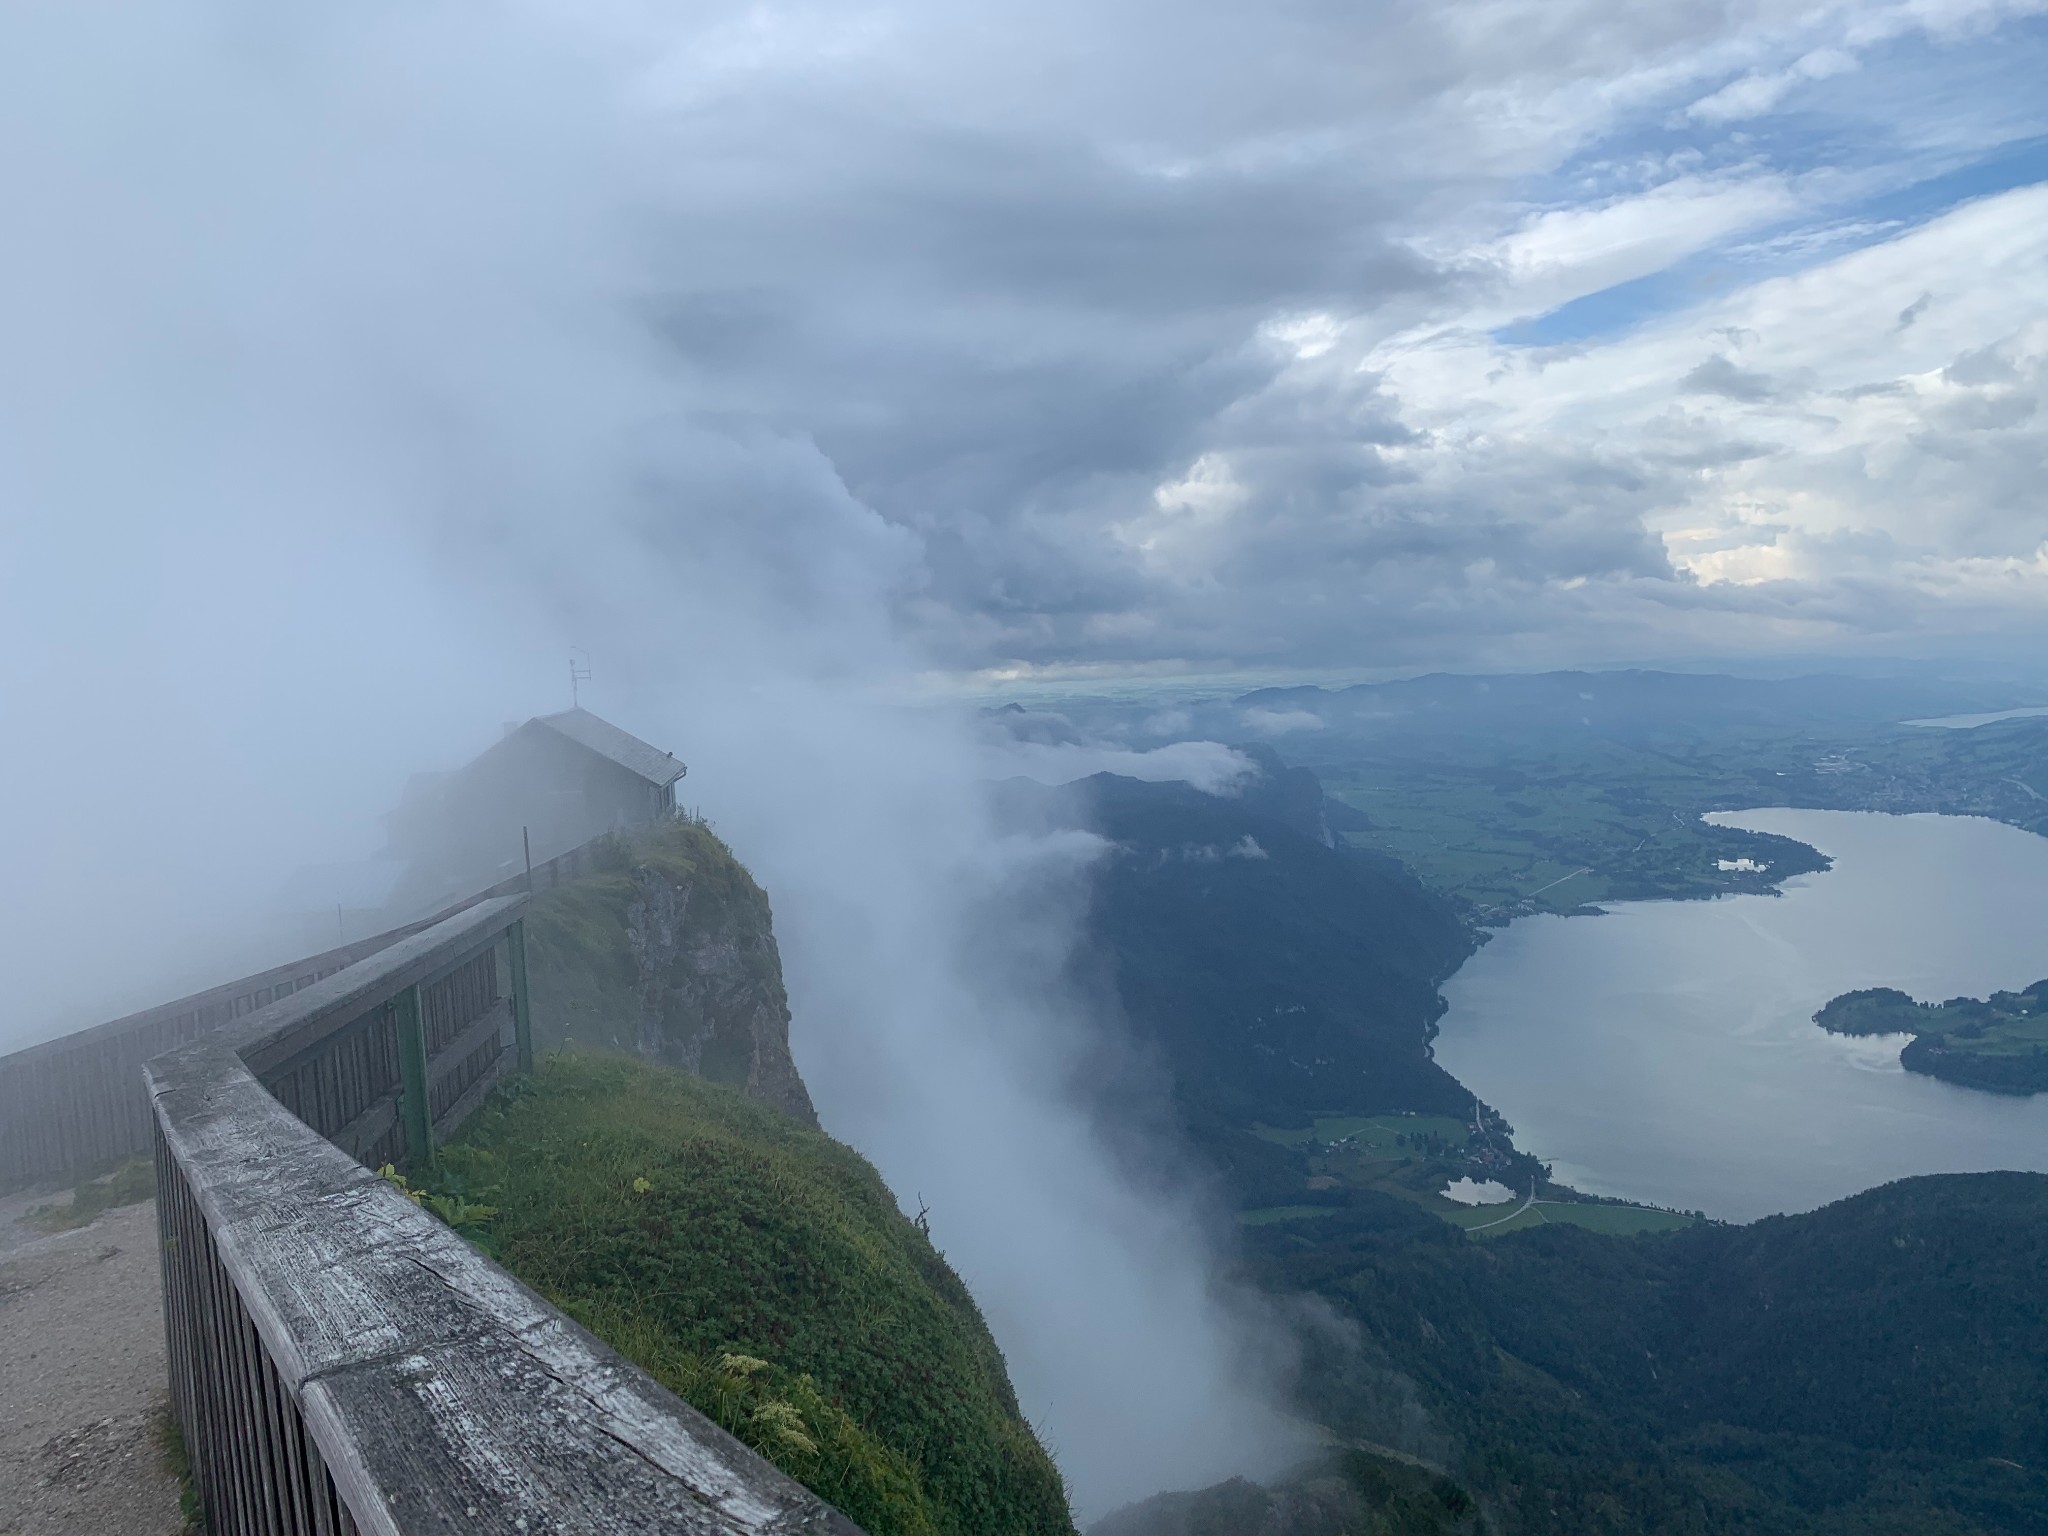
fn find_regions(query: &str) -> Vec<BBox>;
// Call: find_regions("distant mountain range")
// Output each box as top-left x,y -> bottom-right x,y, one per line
995,668 -> 2048,916
1228,669 -> 2038,745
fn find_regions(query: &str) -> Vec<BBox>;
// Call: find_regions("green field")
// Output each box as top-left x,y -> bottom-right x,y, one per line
1444,1199 -> 1696,1237
1248,1111 -> 1688,1238
1254,1112 -> 1473,1150
1240,1191 -> 1692,1238
1320,754 -> 1827,918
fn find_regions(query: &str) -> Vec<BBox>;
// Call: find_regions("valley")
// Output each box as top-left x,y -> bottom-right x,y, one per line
988,670 -> 2048,1534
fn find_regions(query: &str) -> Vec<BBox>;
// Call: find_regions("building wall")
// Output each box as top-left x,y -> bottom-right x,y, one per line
386,725 -> 673,909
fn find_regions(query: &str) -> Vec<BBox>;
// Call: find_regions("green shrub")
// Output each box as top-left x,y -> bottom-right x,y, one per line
28,1156 -> 156,1233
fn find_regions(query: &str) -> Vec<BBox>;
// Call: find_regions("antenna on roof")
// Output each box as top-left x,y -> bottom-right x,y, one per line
568,646 -> 592,709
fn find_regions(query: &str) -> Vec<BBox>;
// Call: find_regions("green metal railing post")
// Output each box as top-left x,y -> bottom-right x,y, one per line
507,918 -> 534,1074
393,986 -> 435,1172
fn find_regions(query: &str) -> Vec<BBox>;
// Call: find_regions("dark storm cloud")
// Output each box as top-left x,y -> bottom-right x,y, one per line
630,99 -> 1453,663
1682,354 -> 1783,401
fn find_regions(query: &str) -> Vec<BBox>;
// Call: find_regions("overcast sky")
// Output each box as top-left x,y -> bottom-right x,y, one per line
569,0 -> 2048,682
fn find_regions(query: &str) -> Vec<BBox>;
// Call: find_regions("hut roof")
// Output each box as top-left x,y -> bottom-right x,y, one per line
532,708 -> 687,788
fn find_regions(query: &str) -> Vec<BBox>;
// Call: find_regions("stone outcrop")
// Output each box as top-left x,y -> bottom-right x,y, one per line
622,856 -> 817,1124
525,821 -> 818,1125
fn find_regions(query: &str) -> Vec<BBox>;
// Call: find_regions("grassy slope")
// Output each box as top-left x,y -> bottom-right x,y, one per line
441,1054 -> 1073,1536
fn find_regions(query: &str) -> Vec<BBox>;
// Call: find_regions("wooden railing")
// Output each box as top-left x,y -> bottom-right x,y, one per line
149,894 -> 861,1536
0,832 -> 622,1191
0,928 -> 423,1189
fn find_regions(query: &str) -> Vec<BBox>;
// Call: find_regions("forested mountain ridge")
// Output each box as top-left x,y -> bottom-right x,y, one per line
1250,1174 -> 2048,1534
998,760 -> 1475,1130
993,760 -> 1510,1224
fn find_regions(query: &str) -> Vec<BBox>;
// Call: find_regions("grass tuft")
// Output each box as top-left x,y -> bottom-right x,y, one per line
150,1403 -> 206,1535
27,1157 -> 156,1234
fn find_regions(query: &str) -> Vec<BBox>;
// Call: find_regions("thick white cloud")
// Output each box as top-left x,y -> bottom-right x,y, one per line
1,3 -> 1319,1515
514,0 -> 2048,678
7,2 -> 2034,687
1361,181 -> 2048,645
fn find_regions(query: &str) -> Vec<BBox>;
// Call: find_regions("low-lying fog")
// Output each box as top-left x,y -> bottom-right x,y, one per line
0,1 -> 1299,1515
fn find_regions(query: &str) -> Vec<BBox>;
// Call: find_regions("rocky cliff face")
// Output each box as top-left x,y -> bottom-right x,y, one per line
524,821 -> 817,1125
620,853 -> 816,1122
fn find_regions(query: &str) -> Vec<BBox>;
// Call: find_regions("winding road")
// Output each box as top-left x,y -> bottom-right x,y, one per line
1465,1181 -> 1539,1232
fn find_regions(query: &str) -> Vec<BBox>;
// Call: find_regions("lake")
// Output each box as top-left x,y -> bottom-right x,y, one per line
1901,705 -> 2048,729
1433,809 -> 2048,1222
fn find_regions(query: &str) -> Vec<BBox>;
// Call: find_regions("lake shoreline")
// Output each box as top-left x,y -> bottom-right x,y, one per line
1432,808 -> 2048,1222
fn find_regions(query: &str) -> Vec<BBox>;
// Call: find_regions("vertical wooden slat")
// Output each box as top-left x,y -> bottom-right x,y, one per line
393,986 -> 434,1173
240,1307 -> 289,1536
172,1167 -> 226,1536
507,919 -> 534,1074
257,1324 -> 311,1534
192,1223 -> 249,1536
217,1253 -> 268,1536
303,1426 -> 339,1536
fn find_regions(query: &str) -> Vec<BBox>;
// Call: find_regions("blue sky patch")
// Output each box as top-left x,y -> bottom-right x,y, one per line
1493,17 -> 2048,352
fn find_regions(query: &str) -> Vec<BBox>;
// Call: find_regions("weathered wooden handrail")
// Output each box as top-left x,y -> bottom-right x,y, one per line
149,895 -> 862,1536
0,830 -> 610,1190
0,926 -> 419,1188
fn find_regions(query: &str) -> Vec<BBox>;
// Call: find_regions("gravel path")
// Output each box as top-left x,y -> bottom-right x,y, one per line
0,1196 -> 186,1536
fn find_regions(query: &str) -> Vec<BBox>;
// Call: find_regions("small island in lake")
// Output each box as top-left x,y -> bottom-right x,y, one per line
1815,982 -> 2048,1095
